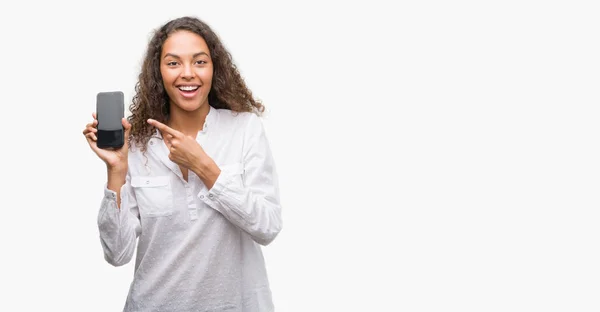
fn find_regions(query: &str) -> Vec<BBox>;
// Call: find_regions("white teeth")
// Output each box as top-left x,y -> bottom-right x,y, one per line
178,86 -> 199,91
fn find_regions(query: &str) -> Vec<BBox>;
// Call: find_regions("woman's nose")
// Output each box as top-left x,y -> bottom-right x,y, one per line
181,65 -> 195,79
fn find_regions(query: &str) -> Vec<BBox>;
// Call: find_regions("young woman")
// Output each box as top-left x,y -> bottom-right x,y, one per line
82,16 -> 283,312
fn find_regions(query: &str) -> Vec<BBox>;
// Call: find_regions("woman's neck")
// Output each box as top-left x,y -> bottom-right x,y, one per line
167,103 -> 210,138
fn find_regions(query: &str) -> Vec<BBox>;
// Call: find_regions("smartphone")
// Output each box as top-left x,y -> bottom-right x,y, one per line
96,91 -> 125,149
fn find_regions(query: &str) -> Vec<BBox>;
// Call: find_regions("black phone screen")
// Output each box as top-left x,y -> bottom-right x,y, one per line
96,91 -> 125,149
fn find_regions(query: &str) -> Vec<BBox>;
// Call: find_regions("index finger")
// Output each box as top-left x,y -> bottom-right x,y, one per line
147,119 -> 181,137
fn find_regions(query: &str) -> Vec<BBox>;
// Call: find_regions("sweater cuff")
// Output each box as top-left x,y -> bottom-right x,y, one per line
197,162 -> 243,200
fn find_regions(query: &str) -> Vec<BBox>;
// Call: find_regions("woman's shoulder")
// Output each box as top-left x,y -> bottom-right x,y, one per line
217,108 -> 257,119
216,108 -> 262,129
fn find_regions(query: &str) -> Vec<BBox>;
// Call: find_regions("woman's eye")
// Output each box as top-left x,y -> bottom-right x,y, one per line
196,60 -> 207,65
167,61 -> 178,66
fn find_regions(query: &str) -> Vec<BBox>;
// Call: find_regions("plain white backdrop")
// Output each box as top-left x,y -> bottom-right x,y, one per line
0,0 -> 599,311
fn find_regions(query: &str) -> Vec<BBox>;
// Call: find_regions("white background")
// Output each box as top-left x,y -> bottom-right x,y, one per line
0,0 -> 599,311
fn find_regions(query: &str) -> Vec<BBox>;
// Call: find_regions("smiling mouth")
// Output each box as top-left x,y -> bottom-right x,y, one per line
177,85 -> 200,92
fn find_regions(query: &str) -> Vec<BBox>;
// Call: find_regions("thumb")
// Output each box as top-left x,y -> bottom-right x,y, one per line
122,118 -> 132,147
122,118 -> 132,134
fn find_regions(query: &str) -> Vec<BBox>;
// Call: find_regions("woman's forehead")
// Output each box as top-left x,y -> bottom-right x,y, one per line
162,30 -> 210,57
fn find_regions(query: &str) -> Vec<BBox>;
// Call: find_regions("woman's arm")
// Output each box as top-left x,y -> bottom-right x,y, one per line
97,171 -> 141,266
197,114 -> 283,246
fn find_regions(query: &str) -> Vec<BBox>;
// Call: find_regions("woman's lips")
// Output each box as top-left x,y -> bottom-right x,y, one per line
177,86 -> 200,98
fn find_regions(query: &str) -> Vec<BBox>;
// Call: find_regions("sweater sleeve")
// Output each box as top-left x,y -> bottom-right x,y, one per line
97,172 -> 141,266
198,114 -> 283,246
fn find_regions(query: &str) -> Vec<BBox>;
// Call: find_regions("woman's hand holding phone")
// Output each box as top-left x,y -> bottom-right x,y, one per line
83,112 -> 131,172
84,112 -> 131,203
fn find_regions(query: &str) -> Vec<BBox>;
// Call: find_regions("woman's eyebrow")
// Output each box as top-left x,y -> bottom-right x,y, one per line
163,52 -> 209,59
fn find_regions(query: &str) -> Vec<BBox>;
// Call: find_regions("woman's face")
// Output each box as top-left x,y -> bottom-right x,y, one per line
160,30 -> 213,114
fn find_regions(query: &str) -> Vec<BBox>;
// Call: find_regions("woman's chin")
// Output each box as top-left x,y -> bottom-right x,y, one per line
173,100 -> 208,113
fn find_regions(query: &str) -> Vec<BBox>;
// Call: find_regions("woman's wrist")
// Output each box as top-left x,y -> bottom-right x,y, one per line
107,165 -> 127,182
107,162 -> 127,174
192,159 -> 221,189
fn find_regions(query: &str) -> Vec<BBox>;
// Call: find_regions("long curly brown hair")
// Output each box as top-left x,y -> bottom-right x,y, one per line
127,16 -> 264,152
